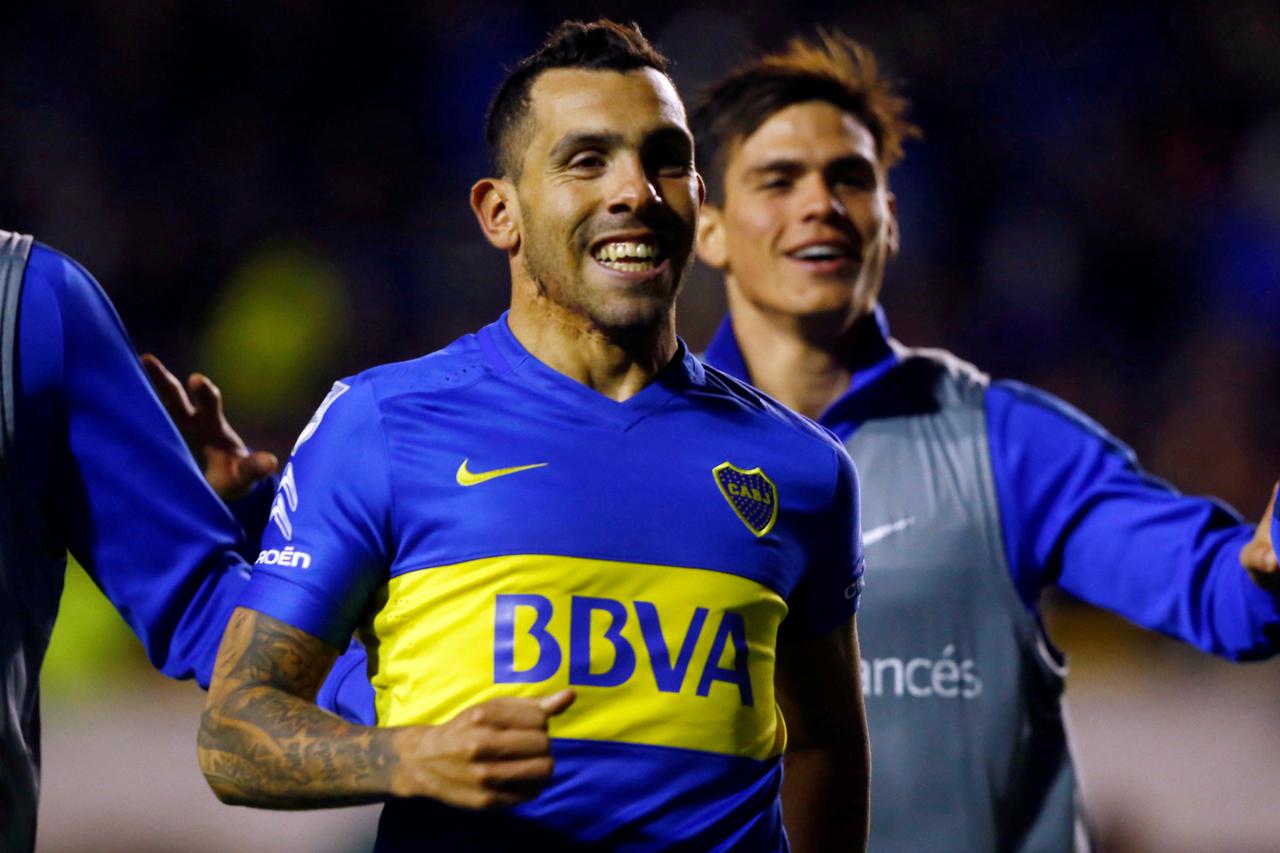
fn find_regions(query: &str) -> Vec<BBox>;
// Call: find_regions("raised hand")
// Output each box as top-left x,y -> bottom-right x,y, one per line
141,353 -> 278,500
1241,482 -> 1279,589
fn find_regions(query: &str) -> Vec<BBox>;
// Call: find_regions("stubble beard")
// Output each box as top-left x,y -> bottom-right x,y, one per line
520,216 -> 685,339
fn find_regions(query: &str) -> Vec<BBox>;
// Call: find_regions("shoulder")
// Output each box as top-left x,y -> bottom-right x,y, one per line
18,242 -> 140,393
986,379 -> 1134,462
887,342 -> 991,407
698,361 -> 847,455
294,333 -> 493,448
25,242 -> 107,306
20,241 -> 138,355
20,242 -> 114,324
346,331 -> 494,406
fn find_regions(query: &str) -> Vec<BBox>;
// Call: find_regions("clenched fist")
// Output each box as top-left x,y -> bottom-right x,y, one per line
390,690 -> 576,809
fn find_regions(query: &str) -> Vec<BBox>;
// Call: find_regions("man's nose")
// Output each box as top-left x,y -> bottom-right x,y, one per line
798,176 -> 848,221
607,157 -> 661,213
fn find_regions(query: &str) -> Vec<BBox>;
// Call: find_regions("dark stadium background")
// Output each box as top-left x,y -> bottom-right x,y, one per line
3,2 -> 1277,850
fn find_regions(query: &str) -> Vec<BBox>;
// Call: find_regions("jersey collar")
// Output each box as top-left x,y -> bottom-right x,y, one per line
479,311 -> 704,430
702,303 -> 899,428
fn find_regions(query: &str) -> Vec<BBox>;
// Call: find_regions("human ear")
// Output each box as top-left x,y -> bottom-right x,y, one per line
696,204 -> 729,270
470,178 -> 520,252
886,192 -> 900,258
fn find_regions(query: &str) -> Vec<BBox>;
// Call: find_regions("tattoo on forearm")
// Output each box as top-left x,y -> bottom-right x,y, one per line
198,609 -> 399,808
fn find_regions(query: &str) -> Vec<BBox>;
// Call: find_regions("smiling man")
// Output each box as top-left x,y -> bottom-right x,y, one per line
691,32 -> 1280,851
196,21 -> 869,853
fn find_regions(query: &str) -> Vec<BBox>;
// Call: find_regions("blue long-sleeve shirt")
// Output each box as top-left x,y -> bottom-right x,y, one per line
15,242 -> 253,686
704,308 -> 1280,661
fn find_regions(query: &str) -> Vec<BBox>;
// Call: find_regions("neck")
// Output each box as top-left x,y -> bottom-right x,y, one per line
724,280 -> 877,420
507,280 -> 678,403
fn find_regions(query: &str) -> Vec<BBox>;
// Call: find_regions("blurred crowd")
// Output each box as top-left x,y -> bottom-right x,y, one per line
3,2 -> 1277,508
5,2 -> 1279,849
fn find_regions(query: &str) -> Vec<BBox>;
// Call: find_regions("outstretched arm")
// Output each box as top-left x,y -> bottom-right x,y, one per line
776,617 -> 870,853
22,244 -> 254,686
988,381 -> 1280,659
199,606 -> 573,810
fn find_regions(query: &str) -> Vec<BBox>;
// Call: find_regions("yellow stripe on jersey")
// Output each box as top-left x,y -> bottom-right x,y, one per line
367,555 -> 788,760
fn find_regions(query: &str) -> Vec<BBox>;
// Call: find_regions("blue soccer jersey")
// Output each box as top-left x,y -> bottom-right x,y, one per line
242,314 -> 864,851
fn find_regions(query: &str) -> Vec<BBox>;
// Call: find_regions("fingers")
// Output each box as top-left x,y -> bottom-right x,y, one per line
468,728 -> 552,761
452,766 -> 553,810
419,693 -> 574,808
233,450 -> 280,483
187,372 -> 226,420
447,743 -> 556,810
538,688 -> 576,716
471,755 -> 556,791
465,694 -> 569,730
1261,482 -> 1278,532
141,353 -> 196,419
1242,482 -> 1280,578
1243,539 -> 1279,574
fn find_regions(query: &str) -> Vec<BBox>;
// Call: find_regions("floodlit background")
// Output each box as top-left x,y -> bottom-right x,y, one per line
4,1 -> 1279,850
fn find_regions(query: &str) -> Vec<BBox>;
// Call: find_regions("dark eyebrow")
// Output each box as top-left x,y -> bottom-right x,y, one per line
548,131 -> 623,164
825,154 -> 878,177
745,153 -> 877,178
743,158 -> 806,178
549,125 -> 693,166
645,125 -> 694,153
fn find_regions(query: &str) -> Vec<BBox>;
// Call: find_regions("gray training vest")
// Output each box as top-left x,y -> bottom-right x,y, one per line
0,231 -> 69,852
847,344 -> 1088,852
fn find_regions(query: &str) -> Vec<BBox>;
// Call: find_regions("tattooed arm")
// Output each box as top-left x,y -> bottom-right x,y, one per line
198,606 -> 575,810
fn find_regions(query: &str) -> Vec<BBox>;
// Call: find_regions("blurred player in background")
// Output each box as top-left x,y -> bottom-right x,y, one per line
196,20 -> 868,853
0,230 -> 277,850
690,32 -> 1280,851
0,230 -> 368,851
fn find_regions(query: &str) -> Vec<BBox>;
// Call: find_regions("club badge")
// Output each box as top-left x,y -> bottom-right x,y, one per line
713,462 -> 778,537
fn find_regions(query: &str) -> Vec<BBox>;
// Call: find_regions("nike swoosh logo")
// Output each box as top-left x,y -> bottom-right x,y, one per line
456,458 -> 549,487
863,517 -> 917,546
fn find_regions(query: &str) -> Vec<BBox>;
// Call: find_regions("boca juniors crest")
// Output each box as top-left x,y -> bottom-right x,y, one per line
713,462 -> 778,538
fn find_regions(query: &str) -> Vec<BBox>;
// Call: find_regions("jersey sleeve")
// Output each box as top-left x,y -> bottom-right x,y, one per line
22,244 -> 252,688
782,441 -> 865,639
987,380 -> 1280,661
237,378 -> 392,649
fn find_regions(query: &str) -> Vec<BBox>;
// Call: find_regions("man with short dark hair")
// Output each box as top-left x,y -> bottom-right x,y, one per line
690,31 -> 1280,851
197,21 -> 870,852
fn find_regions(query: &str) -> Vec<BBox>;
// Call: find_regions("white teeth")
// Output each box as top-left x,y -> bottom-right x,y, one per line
792,244 -> 847,260
594,240 -> 659,263
598,259 -> 653,272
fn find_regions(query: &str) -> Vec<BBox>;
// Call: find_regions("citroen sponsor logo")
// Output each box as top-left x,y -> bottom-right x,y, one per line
268,463 -> 300,540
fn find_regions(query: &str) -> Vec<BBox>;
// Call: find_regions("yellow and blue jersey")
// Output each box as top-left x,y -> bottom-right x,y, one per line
242,314 -> 864,852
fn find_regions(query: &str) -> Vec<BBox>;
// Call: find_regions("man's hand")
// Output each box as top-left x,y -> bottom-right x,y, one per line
390,691 -> 575,809
141,354 -> 278,500
199,607 -> 574,810
1241,482 -> 1279,590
